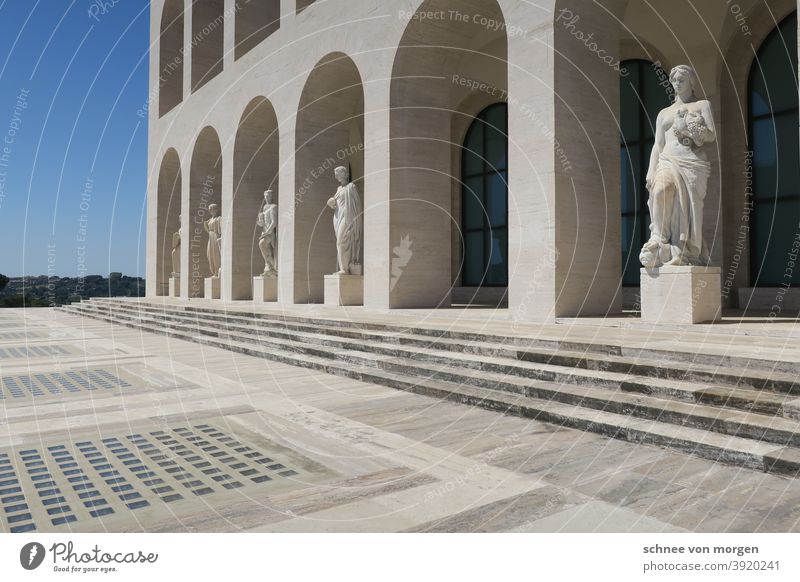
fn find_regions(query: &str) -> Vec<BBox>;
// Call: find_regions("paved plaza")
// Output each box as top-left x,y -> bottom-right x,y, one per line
0,306 -> 798,533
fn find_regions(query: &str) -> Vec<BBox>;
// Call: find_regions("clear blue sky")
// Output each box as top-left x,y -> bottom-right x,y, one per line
0,1 -> 149,277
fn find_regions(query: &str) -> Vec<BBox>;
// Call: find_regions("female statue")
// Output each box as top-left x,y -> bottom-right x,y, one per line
326,166 -> 362,275
257,190 -> 278,276
204,203 -> 222,277
640,65 -> 716,268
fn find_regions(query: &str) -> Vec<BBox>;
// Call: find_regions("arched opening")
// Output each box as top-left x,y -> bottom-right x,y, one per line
191,0 -> 224,91
188,127 -> 223,298
156,149 -> 182,295
461,103 -> 508,288
235,0 -> 280,60
294,52 -> 364,303
159,0 -> 183,116
391,0 -> 508,308
619,59 -> 672,288
296,0 -> 315,13
749,11 -> 799,288
233,97 -> 279,300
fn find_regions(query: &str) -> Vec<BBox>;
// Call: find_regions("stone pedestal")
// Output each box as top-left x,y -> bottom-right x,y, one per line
168,277 -> 180,297
324,274 -> 363,306
253,276 -> 278,302
204,276 -> 221,300
640,266 -> 721,324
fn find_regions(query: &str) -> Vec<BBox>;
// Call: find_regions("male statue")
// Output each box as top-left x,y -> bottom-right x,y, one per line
204,203 -> 222,278
326,166 -> 362,275
257,189 -> 278,276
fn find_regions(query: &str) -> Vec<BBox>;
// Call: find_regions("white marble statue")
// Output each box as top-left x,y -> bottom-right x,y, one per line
639,64 -> 716,269
326,166 -> 362,275
171,214 -> 181,277
204,203 -> 222,277
257,189 -> 278,276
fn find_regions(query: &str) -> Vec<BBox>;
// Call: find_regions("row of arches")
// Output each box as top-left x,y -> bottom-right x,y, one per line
159,0 -> 282,116
153,0 -> 800,315
155,0 -> 509,307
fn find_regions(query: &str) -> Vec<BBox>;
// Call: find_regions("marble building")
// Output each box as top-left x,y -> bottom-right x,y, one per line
146,0 -> 800,321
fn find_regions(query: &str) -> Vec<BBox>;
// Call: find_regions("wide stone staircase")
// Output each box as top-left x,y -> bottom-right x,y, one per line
61,298 -> 800,477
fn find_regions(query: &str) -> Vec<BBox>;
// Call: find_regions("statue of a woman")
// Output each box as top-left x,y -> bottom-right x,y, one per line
257,190 -> 278,276
171,214 -> 181,278
204,203 -> 222,277
326,166 -> 362,275
640,65 -> 716,268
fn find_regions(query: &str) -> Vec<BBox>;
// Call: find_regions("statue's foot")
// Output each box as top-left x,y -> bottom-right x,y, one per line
664,256 -> 686,266
333,270 -> 348,276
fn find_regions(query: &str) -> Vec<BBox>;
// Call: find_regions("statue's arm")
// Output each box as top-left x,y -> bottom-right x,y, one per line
203,219 -> 209,234
264,207 -> 277,234
646,111 -> 665,190
699,100 -> 716,143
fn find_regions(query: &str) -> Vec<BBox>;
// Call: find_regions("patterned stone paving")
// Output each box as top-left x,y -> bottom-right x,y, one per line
0,369 -> 133,400
0,345 -> 73,359
0,424 -> 302,532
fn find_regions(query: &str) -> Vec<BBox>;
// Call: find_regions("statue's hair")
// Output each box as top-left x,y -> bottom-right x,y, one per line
669,65 -> 699,99
334,166 -> 349,179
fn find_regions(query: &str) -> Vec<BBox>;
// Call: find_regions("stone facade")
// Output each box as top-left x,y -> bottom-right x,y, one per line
146,0 -> 800,321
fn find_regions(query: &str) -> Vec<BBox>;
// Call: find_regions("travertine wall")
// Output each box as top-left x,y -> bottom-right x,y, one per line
145,0 -> 798,320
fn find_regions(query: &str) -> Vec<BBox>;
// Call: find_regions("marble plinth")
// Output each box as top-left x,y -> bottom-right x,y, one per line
168,277 -> 180,298
324,274 -> 363,307
640,266 -> 721,324
253,276 -> 278,303
204,276 -> 221,300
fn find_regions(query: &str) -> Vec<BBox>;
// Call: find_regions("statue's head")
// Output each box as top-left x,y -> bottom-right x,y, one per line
209,203 -> 219,216
264,190 -> 274,204
669,65 -> 698,100
334,166 -> 349,183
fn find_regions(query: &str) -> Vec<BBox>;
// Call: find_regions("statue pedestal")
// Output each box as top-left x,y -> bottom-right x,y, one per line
168,277 -> 180,297
253,276 -> 278,302
324,274 -> 363,306
204,276 -> 221,300
640,266 -> 721,324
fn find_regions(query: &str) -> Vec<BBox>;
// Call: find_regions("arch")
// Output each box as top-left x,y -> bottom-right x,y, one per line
232,97 -> 280,300
619,59 -> 672,287
460,103 -> 508,288
188,126 -> 223,297
294,52 -> 364,303
191,0 -> 224,91
390,0 -> 508,308
748,11 -> 799,287
156,149 -> 182,295
235,0 -> 280,60
158,0 -> 183,116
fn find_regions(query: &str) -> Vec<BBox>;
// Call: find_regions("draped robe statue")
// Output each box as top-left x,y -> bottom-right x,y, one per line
640,65 -> 716,269
171,214 -> 181,278
257,190 -> 278,276
204,203 -> 222,278
326,166 -> 362,275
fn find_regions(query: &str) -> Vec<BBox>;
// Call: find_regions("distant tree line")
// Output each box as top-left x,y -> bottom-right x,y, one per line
0,273 -> 145,307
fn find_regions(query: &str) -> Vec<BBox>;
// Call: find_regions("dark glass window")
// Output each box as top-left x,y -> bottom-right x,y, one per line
619,60 -> 672,286
461,103 -> 508,287
749,12 -> 799,287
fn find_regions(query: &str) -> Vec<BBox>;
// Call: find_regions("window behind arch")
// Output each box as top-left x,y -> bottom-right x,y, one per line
619,59 -> 672,286
461,103 -> 508,287
749,12 -> 799,287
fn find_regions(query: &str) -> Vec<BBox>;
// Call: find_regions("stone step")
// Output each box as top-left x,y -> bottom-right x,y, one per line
63,303 -> 800,422
62,304 -> 800,448
58,302 -> 800,477
73,300 -> 799,397
86,297 -> 800,375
